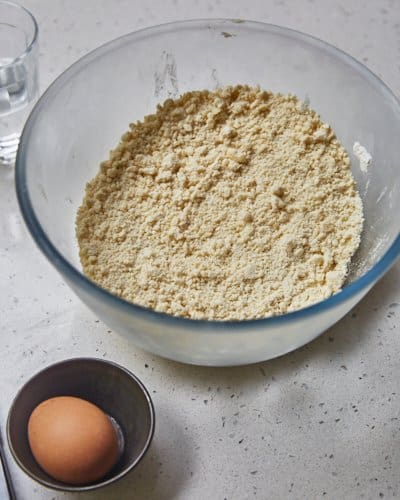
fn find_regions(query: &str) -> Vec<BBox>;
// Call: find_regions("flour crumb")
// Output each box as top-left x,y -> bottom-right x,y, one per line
353,141 -> 372,172
76,85 -> 363,321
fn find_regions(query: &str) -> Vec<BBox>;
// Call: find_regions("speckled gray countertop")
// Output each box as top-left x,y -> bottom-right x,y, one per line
1,1 -> 400,499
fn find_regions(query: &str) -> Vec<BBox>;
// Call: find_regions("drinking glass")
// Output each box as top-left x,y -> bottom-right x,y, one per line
0,1 -> 38,166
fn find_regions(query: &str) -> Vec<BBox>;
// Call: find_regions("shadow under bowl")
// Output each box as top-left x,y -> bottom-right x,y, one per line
6,358 -> 155,492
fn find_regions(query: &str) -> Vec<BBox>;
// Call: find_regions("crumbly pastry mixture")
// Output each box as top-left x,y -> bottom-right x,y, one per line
76,85 -> 363,320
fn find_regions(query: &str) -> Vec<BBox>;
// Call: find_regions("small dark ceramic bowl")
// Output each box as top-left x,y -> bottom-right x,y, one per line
7,358 -> 155,492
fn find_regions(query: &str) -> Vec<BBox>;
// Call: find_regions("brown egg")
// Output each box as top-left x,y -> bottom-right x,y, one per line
27,396 -> 120,485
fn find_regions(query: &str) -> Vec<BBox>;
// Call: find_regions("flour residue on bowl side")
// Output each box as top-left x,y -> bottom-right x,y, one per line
353,141 -> 372,172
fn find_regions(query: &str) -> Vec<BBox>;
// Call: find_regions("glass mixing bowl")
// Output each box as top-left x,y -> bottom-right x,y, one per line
15,20 -> 400,366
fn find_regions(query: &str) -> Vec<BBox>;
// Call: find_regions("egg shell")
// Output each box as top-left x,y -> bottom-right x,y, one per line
27,396 -> 120,485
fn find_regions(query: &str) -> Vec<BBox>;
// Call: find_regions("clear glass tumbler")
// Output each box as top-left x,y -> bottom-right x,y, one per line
0,1 -> 38,167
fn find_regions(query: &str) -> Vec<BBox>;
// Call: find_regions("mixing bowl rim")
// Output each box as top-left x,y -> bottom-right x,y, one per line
15,18 -> 400,330
6,357 -> 156,492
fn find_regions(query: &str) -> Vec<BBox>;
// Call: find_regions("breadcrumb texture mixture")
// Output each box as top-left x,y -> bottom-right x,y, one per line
76,85 -> 363,320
